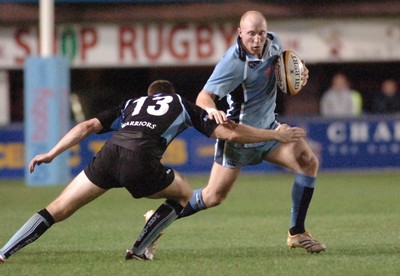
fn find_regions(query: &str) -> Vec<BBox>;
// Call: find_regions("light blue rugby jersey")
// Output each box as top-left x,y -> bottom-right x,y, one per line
204,32 -> 282,131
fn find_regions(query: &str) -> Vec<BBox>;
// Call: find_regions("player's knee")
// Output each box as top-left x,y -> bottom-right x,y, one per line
299,151 -> 319,174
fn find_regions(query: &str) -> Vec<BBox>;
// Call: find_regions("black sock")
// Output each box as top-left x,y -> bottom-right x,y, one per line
290,187 -> 314,235
177,203 -> 197,219
177,189 -> 205,219
38,208 -> 55,226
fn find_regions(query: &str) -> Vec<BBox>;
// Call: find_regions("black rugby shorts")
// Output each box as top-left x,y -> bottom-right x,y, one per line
84,143 -> 175,198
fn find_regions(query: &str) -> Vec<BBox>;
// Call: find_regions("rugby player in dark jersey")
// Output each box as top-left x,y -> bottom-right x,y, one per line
0,80 -> 305,262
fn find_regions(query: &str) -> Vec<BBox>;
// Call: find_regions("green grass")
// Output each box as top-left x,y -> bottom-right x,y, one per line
1,171 -> 400,275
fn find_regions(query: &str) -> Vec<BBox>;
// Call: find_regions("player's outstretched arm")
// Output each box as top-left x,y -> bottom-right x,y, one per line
212,122 -> 306,144
29,118 -> 103,173
196,90 -> 227,124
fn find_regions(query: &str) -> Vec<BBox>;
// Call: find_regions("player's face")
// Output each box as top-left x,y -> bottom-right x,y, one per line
238,16 -> 267,57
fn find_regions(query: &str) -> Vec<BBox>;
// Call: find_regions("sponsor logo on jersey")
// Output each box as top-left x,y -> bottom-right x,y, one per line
248,61 -> 261,69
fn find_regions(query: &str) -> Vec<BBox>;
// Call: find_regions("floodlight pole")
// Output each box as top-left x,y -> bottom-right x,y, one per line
40,0 -> 54,57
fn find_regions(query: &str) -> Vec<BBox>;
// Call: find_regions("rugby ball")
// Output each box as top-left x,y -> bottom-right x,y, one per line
275,50 -> 304,95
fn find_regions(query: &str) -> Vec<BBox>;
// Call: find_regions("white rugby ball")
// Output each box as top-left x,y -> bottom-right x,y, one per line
275,50 -> 304,95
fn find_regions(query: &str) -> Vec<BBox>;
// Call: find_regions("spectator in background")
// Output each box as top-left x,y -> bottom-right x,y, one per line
320,73 -> 362,117
351,88 -> 363,116
371,79 -> 400,114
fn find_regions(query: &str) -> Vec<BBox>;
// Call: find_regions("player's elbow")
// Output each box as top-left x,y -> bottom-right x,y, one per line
83,118 -> 103,134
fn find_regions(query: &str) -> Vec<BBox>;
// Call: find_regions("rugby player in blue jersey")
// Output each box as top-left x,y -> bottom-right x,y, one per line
0,80 -> 306,263
178,11 -> 325,253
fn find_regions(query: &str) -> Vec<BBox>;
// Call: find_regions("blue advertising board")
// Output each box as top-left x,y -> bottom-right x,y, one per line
0,124 -> 24,179
0,115 -> 399,180
291,116 -> 400,170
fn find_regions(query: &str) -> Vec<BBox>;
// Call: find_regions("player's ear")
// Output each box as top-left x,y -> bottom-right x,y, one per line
237,27 -> 242,37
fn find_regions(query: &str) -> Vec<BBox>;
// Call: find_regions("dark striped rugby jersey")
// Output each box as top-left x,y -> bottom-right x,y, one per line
95,92 -> 218,158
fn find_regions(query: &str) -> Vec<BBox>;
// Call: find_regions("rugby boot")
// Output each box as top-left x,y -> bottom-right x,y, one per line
287,231 -> 326,253
125,248 -> 153,261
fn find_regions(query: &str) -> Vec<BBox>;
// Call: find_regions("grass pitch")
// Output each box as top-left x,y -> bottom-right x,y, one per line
0,171 -> 399,275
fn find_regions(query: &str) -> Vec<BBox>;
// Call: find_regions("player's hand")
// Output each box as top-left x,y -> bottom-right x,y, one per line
301,61 -> 309,87
206,108 -> 228,124
29,153 -> 54,173
276,124 -> 306,143
224,119 -> 237,129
